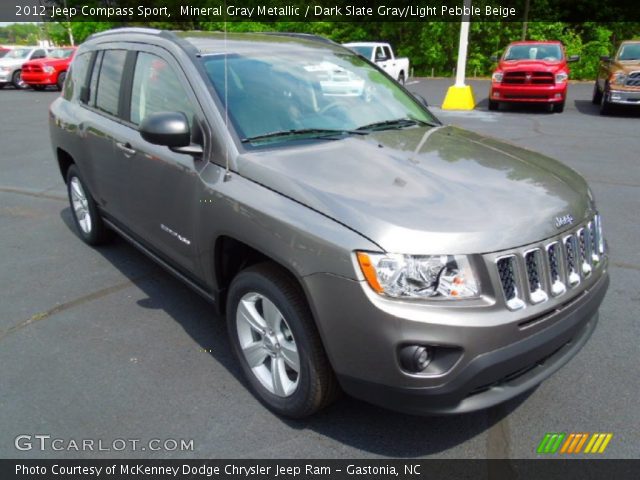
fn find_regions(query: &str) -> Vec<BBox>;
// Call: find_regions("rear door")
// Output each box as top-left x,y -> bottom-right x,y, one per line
78,47 -> 132,223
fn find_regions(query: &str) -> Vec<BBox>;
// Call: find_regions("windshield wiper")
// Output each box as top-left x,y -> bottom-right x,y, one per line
241,128 -> 368,143
356,117 -> 434,132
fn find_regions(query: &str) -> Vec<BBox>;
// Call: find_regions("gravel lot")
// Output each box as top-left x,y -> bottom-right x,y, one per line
1,79 -> 638,459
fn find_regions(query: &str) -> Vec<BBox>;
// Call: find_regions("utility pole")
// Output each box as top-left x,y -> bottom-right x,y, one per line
522,0 -> 530,41
442,0 -> 476,110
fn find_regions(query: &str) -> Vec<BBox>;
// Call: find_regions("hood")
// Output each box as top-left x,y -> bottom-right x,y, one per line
612,60 -> 640,74
25,57 -> 70,68
237,126 -> 592,255
499,59 -> 565,73
0,58 -> 25,68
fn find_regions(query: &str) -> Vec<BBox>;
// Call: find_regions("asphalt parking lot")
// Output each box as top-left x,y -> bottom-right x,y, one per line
1,79 -> 638,459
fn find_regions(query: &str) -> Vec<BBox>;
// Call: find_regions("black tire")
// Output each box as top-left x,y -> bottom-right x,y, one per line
488,100 -> 499,111
600,89 -> 612,116
56,71 -> 66,91
397,72 -> 405,86
31,85 -> 46,91
553,101 -> 565,113
592,82 -> 602,105
12,70 -> 27,89
66,165 -> 111,245
227,263 -> 339,418
0,83 -> 6,89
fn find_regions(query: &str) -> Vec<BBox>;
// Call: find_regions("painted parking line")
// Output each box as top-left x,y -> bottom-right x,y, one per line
405,80 -> 420,85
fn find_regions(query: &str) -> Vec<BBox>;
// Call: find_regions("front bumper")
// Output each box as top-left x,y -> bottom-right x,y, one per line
22,72 -> 56,85
606,89 -> 640,105
0,71 -> 13,83
304,263 -> 608,415
490,82 -> 567,103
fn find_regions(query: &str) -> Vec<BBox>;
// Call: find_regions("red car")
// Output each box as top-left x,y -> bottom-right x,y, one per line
489,41 -> 579,113
21,47 -> 76,91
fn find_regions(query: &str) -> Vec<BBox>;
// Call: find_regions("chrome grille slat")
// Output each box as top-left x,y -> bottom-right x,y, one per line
494,214 -> 603,309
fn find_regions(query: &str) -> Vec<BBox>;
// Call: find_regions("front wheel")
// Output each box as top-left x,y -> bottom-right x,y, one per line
66,165 -> 111,245
227,263 -> 339,418
488,99 -> 499,111
553,101 -> 565,113
12,70 -> 27,89
592,82 -> 603,105
56,71 -> 66,91
397,72 -> 405,86
600,90 -> 613,116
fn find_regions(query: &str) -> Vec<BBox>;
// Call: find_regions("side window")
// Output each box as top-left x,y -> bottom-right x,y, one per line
87,51 -> 103,106
32,49 -> 46,59
374,47 -> 386,62
95,50 -> 127,117
130,52 -> 196,127
383,46 -> 393,60
63,52 -> 90,101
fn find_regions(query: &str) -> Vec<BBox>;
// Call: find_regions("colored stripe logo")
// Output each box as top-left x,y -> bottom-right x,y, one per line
537,433 -> 613,454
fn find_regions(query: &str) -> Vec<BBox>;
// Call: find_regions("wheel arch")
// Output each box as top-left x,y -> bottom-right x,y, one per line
56,148 -> 75,183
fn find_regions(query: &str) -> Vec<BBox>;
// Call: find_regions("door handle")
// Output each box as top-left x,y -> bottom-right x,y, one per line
115,141 -> 136,157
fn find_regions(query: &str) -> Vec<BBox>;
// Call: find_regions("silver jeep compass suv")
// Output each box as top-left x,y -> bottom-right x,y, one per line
49,28 -> 609,417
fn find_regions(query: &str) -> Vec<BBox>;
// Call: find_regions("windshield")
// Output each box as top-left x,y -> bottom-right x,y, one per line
504,44 -> 563,61
347,45 -> 374,59
618,43 -> 640,61
48,48 -> 74,59
4,49 -> 31,60
201,48 -> 436,146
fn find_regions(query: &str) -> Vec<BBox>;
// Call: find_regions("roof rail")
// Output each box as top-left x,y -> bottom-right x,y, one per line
260,32 -> 340,47
87,27 -> 165,42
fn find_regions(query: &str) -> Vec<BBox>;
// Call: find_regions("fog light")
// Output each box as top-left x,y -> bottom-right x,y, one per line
611,93 -> 621,101
400,345 -> 432,372
493,92 -> 500,98
555,93 -> 562,99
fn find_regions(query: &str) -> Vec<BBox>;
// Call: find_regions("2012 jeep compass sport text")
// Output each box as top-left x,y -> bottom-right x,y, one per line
49,29 -> 609,418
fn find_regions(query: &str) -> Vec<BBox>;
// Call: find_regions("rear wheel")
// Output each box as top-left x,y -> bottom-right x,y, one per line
12,70 -> 27,89
66,165 -> 111,245
227,263 -> 339,418
592,82 -> 603,105
56,71 -> 66,91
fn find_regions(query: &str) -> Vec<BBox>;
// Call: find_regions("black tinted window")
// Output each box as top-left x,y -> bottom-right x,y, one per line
63,52 -> 90,101
95,50 -> 127,116
130,52 -> 195,127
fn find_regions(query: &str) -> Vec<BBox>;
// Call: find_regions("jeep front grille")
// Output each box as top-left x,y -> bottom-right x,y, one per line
625,71 -> 640,87
495,214 -> 603,310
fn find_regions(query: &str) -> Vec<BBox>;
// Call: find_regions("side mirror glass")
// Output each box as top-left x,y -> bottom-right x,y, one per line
600,55 -> 611,62
490,55 -> 498,62
567,55 -> 580,63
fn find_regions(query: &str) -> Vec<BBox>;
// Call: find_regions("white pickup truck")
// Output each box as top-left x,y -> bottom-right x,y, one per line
343,42 -> 410,85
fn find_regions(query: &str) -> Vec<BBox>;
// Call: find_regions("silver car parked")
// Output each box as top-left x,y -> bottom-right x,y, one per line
49,29 -> 609,418
0,46 -> 48,89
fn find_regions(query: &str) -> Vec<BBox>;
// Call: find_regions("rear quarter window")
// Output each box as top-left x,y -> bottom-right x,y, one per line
94,50 -> 127,116
63,52 -> 91,102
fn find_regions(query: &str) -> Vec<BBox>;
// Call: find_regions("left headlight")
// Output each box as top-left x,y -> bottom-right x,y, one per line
356,252 -> 480,299
555,72 -> 568,83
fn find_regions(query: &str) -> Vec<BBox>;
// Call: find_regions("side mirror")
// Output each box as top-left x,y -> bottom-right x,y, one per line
490,55 -> 498,62
567,55 -> 580,63
140,111 -> 192,148
600,55 -> 611,62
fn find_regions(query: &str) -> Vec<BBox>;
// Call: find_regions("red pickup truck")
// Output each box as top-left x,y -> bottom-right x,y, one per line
21,47 -> 76,91
489,41 -> 579,113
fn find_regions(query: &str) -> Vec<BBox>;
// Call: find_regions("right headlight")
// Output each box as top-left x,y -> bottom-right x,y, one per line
356,252 -> 480,300
611,72 -> 627,85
